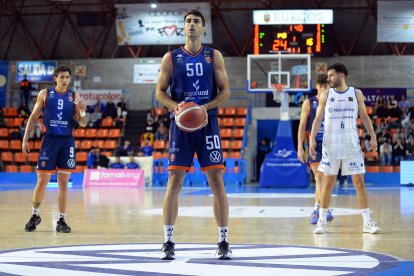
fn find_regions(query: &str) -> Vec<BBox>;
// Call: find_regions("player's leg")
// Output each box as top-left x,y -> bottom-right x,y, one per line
25,173 -> 51,232
161,170 -> 185,260
55,137 -> 76,233
343,156 -> 381,234
205,168 -> 228,227
312,166 -> 334,223
56,171 -> 72,233
351,173 -> 381,234
163,170 -> 186,229
161,121 -> 194,260
205,168 -> 232,259
197,115 -> 232,259
314,158 -> 340,234
25,135 -> 58,232
310,164 -> 321,224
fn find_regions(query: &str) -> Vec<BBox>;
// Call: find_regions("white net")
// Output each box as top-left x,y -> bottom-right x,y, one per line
270,84 -> 289,121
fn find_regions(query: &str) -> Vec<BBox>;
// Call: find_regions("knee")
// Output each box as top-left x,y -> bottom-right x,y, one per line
314,173 -> 323,183
209,178 -> 225,195
166,175 -> 183,195
353,179 -> 365,190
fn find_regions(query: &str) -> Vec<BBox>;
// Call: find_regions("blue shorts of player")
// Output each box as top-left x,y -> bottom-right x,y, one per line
168,115 -> 225,171
37,134 -> 76,173
309,140 -> 323,168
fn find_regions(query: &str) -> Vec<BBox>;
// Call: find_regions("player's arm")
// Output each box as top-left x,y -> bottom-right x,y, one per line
155,52 -> 177,111
74,93 -> 87,128
22,89 -> 46,154
357,89 -> 377,151
297,99 -> 310,163
203,50 -> 230,111
309,91 -> 327,157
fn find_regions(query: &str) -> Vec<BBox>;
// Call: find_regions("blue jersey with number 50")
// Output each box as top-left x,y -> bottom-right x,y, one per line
43,87 -> 76,136
170,46 -> 218,115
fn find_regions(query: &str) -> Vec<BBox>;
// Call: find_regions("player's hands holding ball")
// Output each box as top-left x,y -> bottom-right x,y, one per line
174,101 -> 207,132
200,104 -> 208,128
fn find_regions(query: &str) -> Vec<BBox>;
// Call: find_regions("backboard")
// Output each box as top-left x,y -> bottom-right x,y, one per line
246,53 -> 311,93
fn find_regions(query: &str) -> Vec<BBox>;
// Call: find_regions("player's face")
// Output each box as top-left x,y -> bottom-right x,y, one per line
316,83 -> 328,94
54,71 -> 71,90
184,14 -> 205,38
327,69 -> 341,88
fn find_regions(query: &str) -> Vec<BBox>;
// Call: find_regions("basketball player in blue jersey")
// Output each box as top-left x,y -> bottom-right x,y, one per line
310,63 -> 381,234
22,65 -> 87,233
155,10 -> 232,260
298,74 -> 333,224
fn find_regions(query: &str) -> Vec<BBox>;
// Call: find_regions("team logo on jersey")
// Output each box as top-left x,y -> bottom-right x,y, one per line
312,101 -> 318,108
57,112 -> 63,120
330,98 -> 335,102
41,161 -> 46,167
193,79 -> 200,91
349,97 -> 353,101
170,154 -> 175,162
209,151 -> 221,163
204,50 -> 211,63
176,53 -> 183,63
69,96 -> 73,102
349,162 -> 358,167
39,151 -> 49,161
67,159 -> 75,168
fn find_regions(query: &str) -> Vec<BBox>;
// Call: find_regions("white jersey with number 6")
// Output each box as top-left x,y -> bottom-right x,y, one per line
323,87 -> 361,159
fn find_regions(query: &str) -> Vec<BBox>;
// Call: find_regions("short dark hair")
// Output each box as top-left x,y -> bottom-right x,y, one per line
315,73 -> 329,85
184,10 -> 205,26
54,65 -> 71,77
327,63 -> 348,77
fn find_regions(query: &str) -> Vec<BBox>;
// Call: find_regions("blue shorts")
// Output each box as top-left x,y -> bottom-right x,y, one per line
309,140 -> 323,168
37,134 -> 76,173
168,115 -> 224,171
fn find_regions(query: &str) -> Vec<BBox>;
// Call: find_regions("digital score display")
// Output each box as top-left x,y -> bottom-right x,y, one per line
254,24 -> 330,56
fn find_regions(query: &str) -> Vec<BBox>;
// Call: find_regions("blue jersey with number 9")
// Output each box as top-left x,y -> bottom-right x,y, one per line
43,87 -> 76,136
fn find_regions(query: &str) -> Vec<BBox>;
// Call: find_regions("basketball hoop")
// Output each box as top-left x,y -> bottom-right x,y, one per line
271,83 -> 290,121
270,83 -> 287,101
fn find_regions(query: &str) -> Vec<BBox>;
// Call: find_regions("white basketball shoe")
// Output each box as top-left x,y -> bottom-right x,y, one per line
363,219 -> 382,234
313,219 -> 327,234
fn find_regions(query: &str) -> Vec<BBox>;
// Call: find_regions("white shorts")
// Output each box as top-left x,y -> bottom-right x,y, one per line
318,155 -> 366,176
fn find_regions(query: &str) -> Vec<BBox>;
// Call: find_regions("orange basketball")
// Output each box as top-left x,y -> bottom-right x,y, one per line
175,102 -> 206,132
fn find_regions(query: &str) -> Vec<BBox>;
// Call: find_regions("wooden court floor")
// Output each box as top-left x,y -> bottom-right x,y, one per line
0,183 -> 413,275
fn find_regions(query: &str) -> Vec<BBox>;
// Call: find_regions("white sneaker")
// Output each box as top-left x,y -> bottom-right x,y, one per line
363,219 -> 381,234
313,219 -> 327,234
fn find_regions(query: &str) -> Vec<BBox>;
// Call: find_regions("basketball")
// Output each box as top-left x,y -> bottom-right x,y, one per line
175,102 -> 206,132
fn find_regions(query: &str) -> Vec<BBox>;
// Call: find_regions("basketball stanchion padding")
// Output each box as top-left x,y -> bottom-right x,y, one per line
175,102 -> 207,132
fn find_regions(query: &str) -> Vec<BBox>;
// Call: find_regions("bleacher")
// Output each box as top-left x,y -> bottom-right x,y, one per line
358,105 -> 404,173
0,107 -> 124,173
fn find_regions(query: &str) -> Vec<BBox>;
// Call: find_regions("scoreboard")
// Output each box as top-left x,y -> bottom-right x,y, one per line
254,24 -> 330,56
